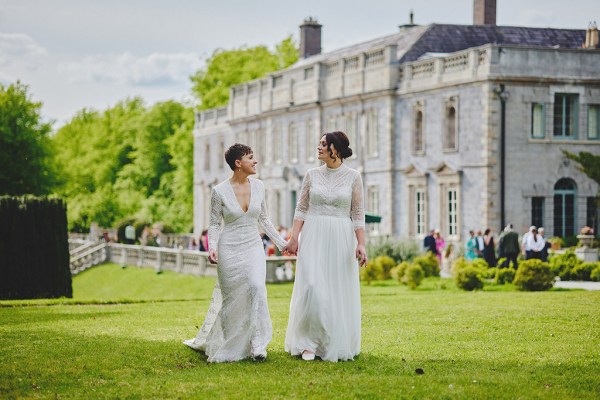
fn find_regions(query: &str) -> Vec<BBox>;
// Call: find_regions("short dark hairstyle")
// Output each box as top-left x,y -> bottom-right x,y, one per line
224,143 -> 252,171
323,131 -> 353,160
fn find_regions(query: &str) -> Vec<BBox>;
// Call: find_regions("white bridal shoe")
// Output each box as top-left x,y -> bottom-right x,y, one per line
301,351 -> 316,361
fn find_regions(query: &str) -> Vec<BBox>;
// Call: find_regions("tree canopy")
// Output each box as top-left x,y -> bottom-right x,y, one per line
563,151 -> 600,187
0,82 -> 57,195
191,36 -> 298,110
52,99 -> 194,232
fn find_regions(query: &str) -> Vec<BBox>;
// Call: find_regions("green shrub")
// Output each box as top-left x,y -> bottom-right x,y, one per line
571,262 -> 597,281
377,256 -> 397,280
451,257 -> 470,277
360,259 -> 383,285
413,252 -> 440,277
562,235 -> 578,248
591,266 -> 600,282
494,268 -> 516,285
513,259 -> 554,291
455,266 -> 485,291
391,261 -> 410,282
403,264 -> 425,289
471,258 -> 495,278
548,249 -> 581,280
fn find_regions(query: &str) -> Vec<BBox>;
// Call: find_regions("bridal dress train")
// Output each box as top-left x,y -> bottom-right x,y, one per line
285,164 -> 364,362
184,178 -> 285,362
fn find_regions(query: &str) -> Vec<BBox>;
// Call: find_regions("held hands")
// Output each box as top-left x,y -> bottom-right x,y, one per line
356,244 -> 368,267
208,249 -> 218,264
283,237 -> 298,255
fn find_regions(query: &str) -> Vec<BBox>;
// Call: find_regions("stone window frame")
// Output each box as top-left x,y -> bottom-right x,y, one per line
552,92 -> 580,139
218,138 -> 225,170
204,141 -> 211,171
272,124 -> 282,164
587,104 -> 600,140
288,122 -> 299,164
306,119 -> 316,162
412,101 -> 425,155
443,96 -> 459,152
531,102 -> 546,139
435,163 -> 462,241
344,113 -> 358,159
366,109 -> 379,158
367,184 -> 380,234
404,165 -> 429,239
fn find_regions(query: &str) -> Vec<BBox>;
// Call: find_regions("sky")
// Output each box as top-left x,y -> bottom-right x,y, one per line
1,0 -> 597,128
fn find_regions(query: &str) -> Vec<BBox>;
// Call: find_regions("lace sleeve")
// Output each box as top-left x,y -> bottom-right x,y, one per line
258,195 -> 286,250
207,188 -> 223,250
351,172 -> 365,230
294,171 -> 311,221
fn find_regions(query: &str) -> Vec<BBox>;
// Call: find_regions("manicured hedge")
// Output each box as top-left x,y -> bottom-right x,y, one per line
0,196 -> 71,299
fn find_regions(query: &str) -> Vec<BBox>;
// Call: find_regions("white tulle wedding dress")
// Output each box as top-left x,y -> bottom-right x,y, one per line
284,164 -> 364,362
183,178 -> 285,362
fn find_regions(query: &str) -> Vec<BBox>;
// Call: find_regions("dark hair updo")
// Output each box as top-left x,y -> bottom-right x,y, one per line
323,131 -> 353,160
224,143 -> 252,171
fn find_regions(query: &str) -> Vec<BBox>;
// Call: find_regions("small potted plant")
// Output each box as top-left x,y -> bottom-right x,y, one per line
548,237 -> 564,251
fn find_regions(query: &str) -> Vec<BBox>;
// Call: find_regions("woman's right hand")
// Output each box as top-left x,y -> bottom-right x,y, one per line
283,237 -> 298,255
208,249 -> 218,264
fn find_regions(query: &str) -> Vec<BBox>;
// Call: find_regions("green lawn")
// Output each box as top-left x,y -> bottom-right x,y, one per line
1,263 -> 599,399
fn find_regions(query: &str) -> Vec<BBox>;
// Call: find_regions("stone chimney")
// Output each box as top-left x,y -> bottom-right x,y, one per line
299,17 -> 322,59
584,21 -> 599,49
473,0 -> 497,25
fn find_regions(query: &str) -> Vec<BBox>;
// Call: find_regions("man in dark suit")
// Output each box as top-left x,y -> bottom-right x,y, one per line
423,229 -> 437,256
500,224 -> 519,269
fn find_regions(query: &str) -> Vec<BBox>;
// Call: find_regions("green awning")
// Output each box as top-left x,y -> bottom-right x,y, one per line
365,212 -> 382,223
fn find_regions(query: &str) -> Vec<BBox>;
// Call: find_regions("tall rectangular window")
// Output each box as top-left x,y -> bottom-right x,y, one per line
218,139 -> 224,169
258,129 -> 266,164
345,114 -> 357,158
447,189 -> 458,236
273,125 -> 282,164
368,186 -> 379,214
367,110 -> 379,157
553,93 -> 579,138
587,197 -> 598,232
289,123 -> 298,163
416,189 -> 426,236
588,105 -> 600,140
531,197 -> 544,229
444,106 -> 457,150
327,115 -> 336,132
204,142 -> 211,171
306,120 -> 315,162
531,103 -> 545,138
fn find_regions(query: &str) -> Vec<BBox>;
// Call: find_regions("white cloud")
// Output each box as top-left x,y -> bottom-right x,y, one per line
58,52 -> 203,86
0,32 -> 47,69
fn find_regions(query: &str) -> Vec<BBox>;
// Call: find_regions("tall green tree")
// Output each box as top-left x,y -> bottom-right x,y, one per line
0,81 -> 57,195
191,35 -> 299,110
563,151 -> 600,186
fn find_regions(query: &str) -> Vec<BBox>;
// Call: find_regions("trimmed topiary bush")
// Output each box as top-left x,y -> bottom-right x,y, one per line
403,264 -> 424,289
513,259 -> 554,291
571,262 -> 596,281
591,265 -> 600,282
377,256 -> 397,280
413,252 -> 440,277
391,261 -> 410,282
455,265 -> 485,291
360,258 -> 383,285
494,268 -> 516,285
548,249 -> 581,280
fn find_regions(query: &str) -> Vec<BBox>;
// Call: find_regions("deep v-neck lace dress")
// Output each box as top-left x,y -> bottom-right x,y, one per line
184,178 -> 286,362
284,164 -> 365,362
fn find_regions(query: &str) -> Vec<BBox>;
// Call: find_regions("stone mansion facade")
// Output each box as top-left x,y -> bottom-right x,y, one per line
193,3 -> 600,243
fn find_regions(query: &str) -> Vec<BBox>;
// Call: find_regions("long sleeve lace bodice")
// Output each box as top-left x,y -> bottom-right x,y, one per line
294,164 -> 365,230
208,178 -> 286,251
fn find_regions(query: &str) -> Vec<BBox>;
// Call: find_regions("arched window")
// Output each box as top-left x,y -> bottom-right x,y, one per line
413,110 -> 423,153
445,107 -> 456,150
553,178 -> 577,237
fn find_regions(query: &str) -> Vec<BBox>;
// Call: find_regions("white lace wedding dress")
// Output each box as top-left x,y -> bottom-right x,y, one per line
183,178 -> 286,362
284,164 -> 364,362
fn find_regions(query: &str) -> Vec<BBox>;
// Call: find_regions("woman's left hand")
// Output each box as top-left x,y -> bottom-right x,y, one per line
356,244 -> 367,267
